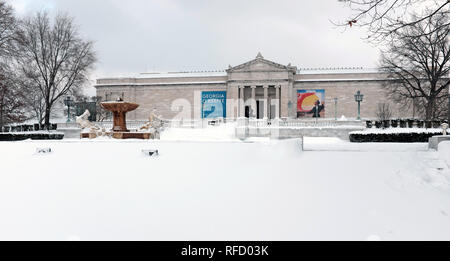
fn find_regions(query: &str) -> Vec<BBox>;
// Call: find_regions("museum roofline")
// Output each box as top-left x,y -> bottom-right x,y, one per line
94,81 -> 227,87
296,67 -> 379,74
96,67 -> 381,81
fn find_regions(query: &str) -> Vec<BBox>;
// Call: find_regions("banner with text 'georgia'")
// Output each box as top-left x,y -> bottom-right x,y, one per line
201,91 -> 227,119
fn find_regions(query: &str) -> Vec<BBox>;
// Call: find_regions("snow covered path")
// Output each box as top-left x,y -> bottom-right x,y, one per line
0,138 -> 449,240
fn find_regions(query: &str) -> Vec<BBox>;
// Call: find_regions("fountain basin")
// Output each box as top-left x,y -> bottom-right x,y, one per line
100,101 -> 139,132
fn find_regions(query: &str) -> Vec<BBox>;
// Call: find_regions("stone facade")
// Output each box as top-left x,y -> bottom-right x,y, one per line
95,53 -> 413,120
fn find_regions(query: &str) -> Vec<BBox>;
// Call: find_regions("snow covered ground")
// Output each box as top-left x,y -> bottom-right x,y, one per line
160,123 -> 238,142
0,132 -> 450,240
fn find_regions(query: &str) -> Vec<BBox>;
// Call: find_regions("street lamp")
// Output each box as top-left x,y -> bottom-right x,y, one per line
288,101 -> 292,118
354,90 -> 364,120
64,96 -> 74,122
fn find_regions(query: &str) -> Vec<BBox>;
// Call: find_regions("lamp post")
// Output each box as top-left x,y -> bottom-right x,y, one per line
288,101 -> 292,118
64,96 -> 74,122
333,98 -> 338,120
354,90 -> 364,120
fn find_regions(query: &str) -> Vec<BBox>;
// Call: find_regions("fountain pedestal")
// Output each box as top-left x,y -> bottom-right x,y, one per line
111,110 -> 130,132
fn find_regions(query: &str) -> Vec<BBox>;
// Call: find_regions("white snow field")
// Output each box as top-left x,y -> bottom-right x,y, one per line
1,131 -> 450,240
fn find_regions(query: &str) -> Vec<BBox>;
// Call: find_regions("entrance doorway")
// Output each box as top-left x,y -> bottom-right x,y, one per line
270,104 -> 276,119
256,100 -> 261,119
245,106 -> 250,118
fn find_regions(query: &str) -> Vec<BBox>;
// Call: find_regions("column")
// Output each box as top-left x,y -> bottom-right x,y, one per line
132,86 -> 137,120
226,85 -> 238,119
280,84 -> 289,118
239,86 -> 245,117
251,86 -> 256,118
263,86 -> 268,119
275,85 -> 280,118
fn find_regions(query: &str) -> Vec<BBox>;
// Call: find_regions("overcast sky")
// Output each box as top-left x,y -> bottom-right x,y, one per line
5,0 -> 380,82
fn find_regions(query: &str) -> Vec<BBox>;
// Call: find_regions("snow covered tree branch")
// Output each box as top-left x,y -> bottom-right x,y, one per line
0,1 -> 30,129
337,0 -> 450,42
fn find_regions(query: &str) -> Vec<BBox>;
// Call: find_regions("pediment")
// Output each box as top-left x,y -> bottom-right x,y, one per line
227,53 -> 296,73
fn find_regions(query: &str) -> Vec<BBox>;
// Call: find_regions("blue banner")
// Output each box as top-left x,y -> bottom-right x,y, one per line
201,91 -> 226,119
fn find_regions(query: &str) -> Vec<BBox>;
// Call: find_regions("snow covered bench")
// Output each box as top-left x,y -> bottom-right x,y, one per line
36,148 -> 52,154
142,149 -> 159,156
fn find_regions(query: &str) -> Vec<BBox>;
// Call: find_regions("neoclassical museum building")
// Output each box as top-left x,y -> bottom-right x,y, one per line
94,53 -> 413,121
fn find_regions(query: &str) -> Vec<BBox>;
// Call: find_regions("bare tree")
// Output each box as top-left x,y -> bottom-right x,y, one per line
380,11 -> 450,120
0,70 -> 29,129
0,1 -> 29,129
0,1 -> 16,61
337,0 -> 450,42
23,81 -> 45,124
376,102 -> 392,122
94,96 -> 110,121
15,12 -> 96,129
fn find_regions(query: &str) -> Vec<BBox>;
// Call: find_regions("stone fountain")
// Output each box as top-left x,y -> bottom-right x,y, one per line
79,98 -> 152,139
99,98 -> 150,139
101,98 -> 139,132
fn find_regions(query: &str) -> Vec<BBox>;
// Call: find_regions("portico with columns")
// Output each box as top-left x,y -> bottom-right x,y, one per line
226,52 -> 297,119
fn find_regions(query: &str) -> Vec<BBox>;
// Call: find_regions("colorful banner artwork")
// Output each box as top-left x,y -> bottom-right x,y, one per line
297,89 -> 325,118
201,91 -> 227,119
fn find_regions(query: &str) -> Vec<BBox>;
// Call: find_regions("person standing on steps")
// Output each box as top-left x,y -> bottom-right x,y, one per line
307,100 -> 324,118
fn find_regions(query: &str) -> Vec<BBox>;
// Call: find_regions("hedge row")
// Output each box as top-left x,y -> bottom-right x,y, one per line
349,132 -> 438,143
1,124 -> 58,132
366,119 -> 445,129
0,133 -> 64,141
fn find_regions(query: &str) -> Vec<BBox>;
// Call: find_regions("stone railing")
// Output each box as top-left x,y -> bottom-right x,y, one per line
280,119 -> 337,128
56,117 -> 366,130
58,118 -> 226,130
58,120 -> 149,130
247,119 -> 270,127
166,119 -> 203,128
238,118 -> 365,128
235,118 -> 365,140
165,118 -> 230,128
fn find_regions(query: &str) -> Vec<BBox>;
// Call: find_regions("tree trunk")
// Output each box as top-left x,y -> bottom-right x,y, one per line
425,98 -> 435,120
44,103 -> 51,130
0,93 -> 3,130
0,104 -> 3,130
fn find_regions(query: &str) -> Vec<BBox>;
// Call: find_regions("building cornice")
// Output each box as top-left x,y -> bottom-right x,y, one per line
294,78 -> 388,83
94,81 -> 227,88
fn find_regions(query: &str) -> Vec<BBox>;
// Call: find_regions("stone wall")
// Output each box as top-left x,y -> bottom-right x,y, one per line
235,126 -> 364,140
96,83 -> 227,120
97,79 -> 412,121
59,128 -> 82,139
